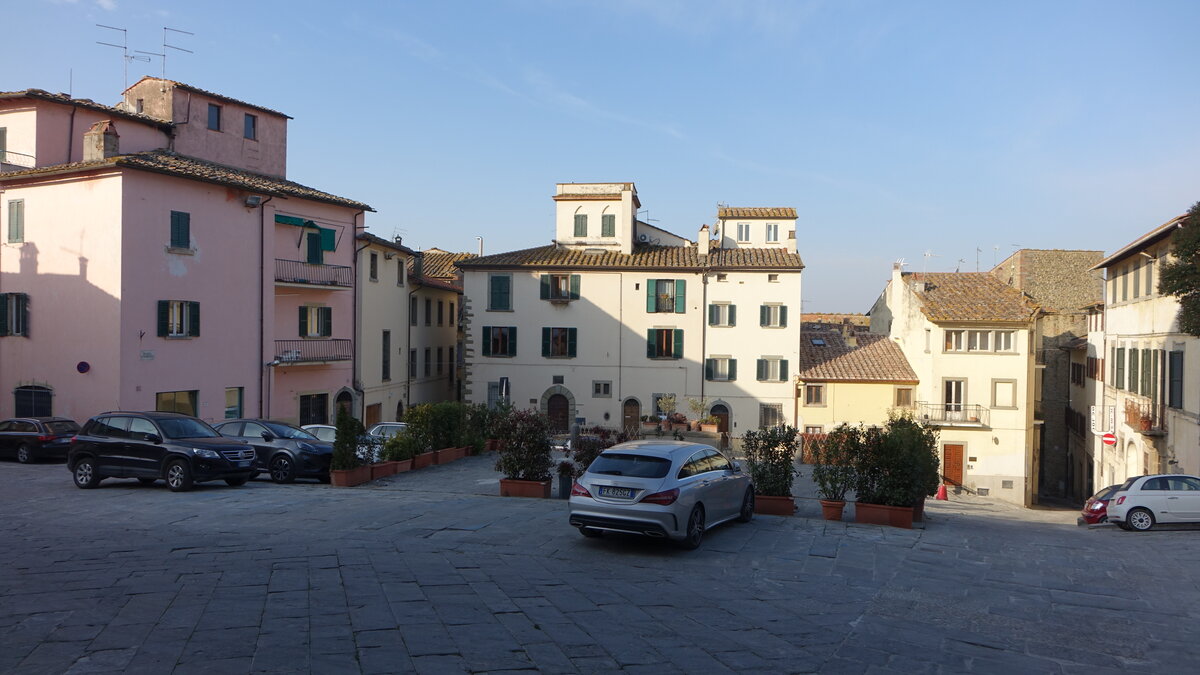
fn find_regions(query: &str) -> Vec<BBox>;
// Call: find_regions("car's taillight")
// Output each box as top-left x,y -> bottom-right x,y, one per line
1115,496 -> 1125,505
36,434 -> 54,442
641,488 -> 679,505
570,481 -> 591,498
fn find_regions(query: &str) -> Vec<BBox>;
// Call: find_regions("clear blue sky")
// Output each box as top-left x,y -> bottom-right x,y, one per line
9,0 -> 1200,312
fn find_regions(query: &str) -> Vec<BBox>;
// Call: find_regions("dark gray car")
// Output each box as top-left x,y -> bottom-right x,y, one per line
214,419 -> 333,483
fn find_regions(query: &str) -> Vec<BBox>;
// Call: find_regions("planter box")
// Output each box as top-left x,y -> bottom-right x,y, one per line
699,423 -> 719,433
331,465 -> 371,487
641,422 -> 659,432
754,494 -> 795,516
433,447 -> 457,464
413,451 -> 435,470
371,462 -> 397,480
819,499 -> 846,521
499,478 -> 551,499
394,458 -> 413,473
854,502 -> 914,529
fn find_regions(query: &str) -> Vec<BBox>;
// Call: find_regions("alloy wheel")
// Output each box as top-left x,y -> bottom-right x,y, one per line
167,464 -> 185,489
17,445 -> 31,463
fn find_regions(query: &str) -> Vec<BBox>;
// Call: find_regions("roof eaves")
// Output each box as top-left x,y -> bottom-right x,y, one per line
1092,215 -> 1185,270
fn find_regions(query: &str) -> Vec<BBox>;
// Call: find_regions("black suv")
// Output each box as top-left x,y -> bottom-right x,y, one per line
68,412 -> 256,492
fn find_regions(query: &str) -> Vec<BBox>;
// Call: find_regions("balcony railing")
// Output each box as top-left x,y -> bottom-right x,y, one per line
0,150 -> 36,171
1124,400 -> 1166,435
917,403 -> 990,427
274,259 -> 352,288
274,339 -> 352,364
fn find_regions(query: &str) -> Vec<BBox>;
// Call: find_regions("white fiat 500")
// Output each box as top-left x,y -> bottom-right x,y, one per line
568,440 -> 755,549
1106,474 -> 1200,531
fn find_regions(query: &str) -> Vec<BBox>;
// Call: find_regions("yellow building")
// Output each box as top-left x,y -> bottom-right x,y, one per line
795,330 -> 918,434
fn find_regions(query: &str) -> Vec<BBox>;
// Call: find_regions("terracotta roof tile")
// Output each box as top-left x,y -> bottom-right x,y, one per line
798,332 -> 918,383
718,207 -> 796,219
417,249 -> 477,279
455,244 -> 804,271
905,272 -> 1038,323
0,89 -> 173,130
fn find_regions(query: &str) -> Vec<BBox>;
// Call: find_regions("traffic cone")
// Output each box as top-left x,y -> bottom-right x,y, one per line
935,484 -> 948,501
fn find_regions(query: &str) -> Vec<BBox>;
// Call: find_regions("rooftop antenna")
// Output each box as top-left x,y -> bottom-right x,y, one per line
96,25 -> 150,91
992,245 -> 999,267
975,247 -> 982,272
922,250 -> 940,276
637,209 -> 658,223
137,27 -> 193,82
955,258 -> 966,273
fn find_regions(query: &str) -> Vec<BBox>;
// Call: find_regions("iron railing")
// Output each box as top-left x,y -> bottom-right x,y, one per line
274,259 -> 352,287
1124,400 -> 1166,435
274,339 -> 352,364
917,403 -> 990,427
0,150 -> 36,170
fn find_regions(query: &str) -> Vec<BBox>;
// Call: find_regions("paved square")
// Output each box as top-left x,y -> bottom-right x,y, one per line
3,455 -> 1198,673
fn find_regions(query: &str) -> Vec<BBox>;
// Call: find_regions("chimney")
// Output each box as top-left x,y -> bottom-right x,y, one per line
83,120 -> 120,161
413,253 -> 425,279
697,224 -> 710,257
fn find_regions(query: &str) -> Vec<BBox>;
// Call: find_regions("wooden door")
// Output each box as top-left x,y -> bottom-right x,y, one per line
622,399 -> 640,433
711,404 -> 730,433
365,403 -> 382,427
547,394 -> 570,432
943,444 -> 964,485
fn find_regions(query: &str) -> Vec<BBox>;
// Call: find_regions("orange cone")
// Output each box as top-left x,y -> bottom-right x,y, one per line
935,484 -> 948,501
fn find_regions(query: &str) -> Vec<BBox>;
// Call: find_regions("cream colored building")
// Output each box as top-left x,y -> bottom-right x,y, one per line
407,250 -> 470,407
795,330 -> 918,433
1088,214 -> 1198,489
869,264 -> 1039,506
356,233 -> 415,426
457,183 -> 803,434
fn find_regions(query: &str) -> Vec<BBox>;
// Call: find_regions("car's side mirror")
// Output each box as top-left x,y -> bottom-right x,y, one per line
733,461 -> 742,473
262,432 -> 275,442
147,434 -> 163,445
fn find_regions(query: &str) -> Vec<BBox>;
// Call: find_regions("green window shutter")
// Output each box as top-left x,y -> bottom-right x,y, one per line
674,280 -> 686,314
780,359 -> 789,381
708,304 -> 718,326
542,327 -> 551,357
728,358 -> 737,381
760,305 -> 769,327
729,304 -> 737,326
320,227 -> 336,251
188,301 -> 200,337
646,329 -> 657,358
646,279 -> 657,313
157,300 -> 170,337
306,232 -> 323,264
574,214 -> 587,237
540,275 -> 550,300
779,305 -> 788,328
490,275 -> 511,310
508,327 -> 517,356
1170,351 -> 1184,408
569,275 -> 581,300
170,211 -> 189,248
757,359 -> 767,381
601,214 -> 615,237
705,359 -> 714,381
568,328 -> 577,357
482,326 -> 492,356
16,294 -> 27,337
298,306 -> 307,336
0,294 -> 8,335
672,329 -> 683,359
9,200 -> 24,242
320,307 -> 332,337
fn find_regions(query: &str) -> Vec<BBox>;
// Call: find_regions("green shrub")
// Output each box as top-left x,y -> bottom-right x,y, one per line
742,425 -> 800,497
381,431 -> 419,462
810,424 -> 858,502
494,409 -> 553,481
853,411 -> 940,507
331,408 -> 364,471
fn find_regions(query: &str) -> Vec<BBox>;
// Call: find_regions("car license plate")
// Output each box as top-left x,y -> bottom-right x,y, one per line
235,461 -> 249,467
598,486 -> 633,499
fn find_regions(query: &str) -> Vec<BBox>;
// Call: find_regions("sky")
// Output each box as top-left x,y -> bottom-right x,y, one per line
7,0 -> 1200,312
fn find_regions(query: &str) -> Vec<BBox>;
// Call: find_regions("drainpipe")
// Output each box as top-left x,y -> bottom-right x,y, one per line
700,266 -> 709,403
67,105 -> 77,163
257,196 -> 273,417
351,210 -> 365,419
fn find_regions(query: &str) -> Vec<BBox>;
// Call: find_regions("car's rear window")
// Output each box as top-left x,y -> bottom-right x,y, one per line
46,421 -> 80,434
587,453 -> 672,478
1094,485 -> 1119,500
1118,477 -> 1139,491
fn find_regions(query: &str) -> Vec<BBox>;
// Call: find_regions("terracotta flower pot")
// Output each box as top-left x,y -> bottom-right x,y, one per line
413,451 -> 435,469
353,465 -> 372,485
642,422 -> 659,431
499,478 -> 551,498
330,469 -> 354,487
819,499 -> 846,521
370,462 -> 394,480
854,502 -> 914,529
700,423 -> 719,433
433,447 -> 455,464
754,494 -> 795,516
394,458 -> 413,473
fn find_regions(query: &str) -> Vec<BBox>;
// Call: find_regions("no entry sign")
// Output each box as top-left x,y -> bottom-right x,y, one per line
1102,432 -> 1117,446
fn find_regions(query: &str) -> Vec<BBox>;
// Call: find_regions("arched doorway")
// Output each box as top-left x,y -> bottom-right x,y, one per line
622,398 -> 641,433
396,401 -> 405,421
335,390 -> 353,420
710,403 -> 730,433
547,394 -> 570,432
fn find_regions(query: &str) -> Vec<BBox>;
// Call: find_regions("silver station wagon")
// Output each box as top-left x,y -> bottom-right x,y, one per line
568,440 -> 754,549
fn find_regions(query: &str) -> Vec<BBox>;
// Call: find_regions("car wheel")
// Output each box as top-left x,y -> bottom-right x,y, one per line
1127,508 -> 1155,532
679,505 -> 706,550
736,488 -> 755,523
72,457 -> 101,489
138,478 -> 157,485
269,455 -> 297,484
224,476 -> 248,487
579,526 -> 603,538
16,444 -> 33,464
166,460 -> 194,492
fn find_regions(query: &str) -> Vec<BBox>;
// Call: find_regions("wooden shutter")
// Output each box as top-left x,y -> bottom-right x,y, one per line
757,359 -> 767,381
601,214 -> 615,237
8,294 -> 20,336
188,301 -> 200,337
1141,350 -> 1152,397
567,328 -> 577,357
708,304 -> 718,326
320,307 -> 332,337
646,280 -> 657,313
672,329 -> 683,359
508,327 -> 517,356
542,327 -> 551,357
158,300 -> 170,337
540,275 -> 551,299
646,329 -> 657,358
169,211 -> 189,248
299,306 -> 308,336
779,359 -> 789,381
306,232 -> 323,264
705,359 -> 714,380
569,274 -> 581,300
674,280 -> 686,314
760,305 -> 769,327
0,294 -> 7,336
728,304 -> 737,326
574,214 -> 587,237
1170,351 -> 1184,408
482,326 -> 492,356
779,305 -> 788,328
320,227 -> 336,251
728,358 -> 737,381
8,200 -> 24,243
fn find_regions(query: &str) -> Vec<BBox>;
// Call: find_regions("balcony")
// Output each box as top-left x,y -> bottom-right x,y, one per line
0,150 -> 36,172
917,403 -> 990,428
274,339 -> 352,365
1124,400 -> 1166,436
274,259 -> 351,288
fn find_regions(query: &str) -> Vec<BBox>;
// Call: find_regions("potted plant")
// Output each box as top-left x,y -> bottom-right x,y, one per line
741,424 -> 800,515
381,431 -> 417,474
810,424 -> 858,521
699,415 -> 720,433
686,397 -> 709,431
330,409 -> 367,487
640,415 -> 659,432
657,394 -> 678,427
556,460 -> 575,499
852,411 -> 940,528
494,409 -> 554,498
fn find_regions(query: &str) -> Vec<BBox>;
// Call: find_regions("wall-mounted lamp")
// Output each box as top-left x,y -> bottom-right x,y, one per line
265,359 -> 281,367
245,195 -> 264,207
384,253 -> 395,260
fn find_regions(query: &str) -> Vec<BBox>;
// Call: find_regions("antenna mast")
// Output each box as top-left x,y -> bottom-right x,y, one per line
96,24 -> 149,91
136,27 -> 194,82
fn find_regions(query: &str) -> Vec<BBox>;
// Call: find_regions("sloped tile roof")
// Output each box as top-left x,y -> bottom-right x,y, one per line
455,244 -> 804,271
906,272 -> 1038,323
0,89 -> 173,130
419,249 -> 477,279
1092,214 -> 1186,270
124,76 -> 292,119
0,150 -> 371,211
798,332 -> 918,383
718,207 -> 796,219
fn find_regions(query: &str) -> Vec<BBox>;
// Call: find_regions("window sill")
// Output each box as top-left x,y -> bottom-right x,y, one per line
547,298 -> 573,305
487,308 -> 514,312
301,335 -> 332,340
544,356 -> 575,360
483,355 -> 515,359
164,335 -> 195,340
166,246 -> 195,256
649,357 -> 681,361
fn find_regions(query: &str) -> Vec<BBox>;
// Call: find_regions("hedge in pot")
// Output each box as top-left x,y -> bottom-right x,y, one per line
852,411 -> 940,528
381,430 -> 419,473
810,424 -> 859,521
494,409 -> 554,498
742,425 -> 800,515
330,408 -> 367,486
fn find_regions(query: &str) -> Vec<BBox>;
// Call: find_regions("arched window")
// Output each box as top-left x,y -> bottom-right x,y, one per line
14,385 -> 51,417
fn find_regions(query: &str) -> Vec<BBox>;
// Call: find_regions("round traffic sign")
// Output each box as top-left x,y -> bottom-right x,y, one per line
1102,432 -> 1117,446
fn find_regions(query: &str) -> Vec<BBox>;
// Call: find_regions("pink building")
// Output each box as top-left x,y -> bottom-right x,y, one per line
0,78 -> 372,425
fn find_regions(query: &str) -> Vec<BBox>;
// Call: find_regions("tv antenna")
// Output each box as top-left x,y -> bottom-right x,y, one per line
955,258 -> 966,273
136,27 -> 194,82
97,25 -> 150,91
922,250 -> 940,276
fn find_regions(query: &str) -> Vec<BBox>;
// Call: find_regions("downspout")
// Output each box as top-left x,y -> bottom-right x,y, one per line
351,210 -> 365,418
257,196 -> 273,417
407,279 -> 420,412
699,266 -> 709,403
67,105 -> 77,162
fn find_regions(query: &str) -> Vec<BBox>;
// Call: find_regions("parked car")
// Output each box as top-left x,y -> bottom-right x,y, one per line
214,419 -> 333,483
1078,484 -> 1121,526
1106,474 -> 1200,531
67,411 -> 256,492
366,422 -> 407,440
301,423 -> 386,462
567,440 -> 754,549
302,424 -> 337,443
0,417 -> 80,463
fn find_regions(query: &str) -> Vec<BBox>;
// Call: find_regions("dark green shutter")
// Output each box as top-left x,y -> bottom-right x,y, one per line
508,327 -> 517,356
646,329 -> 657,358
568,328 -> 577,357
158,300 -> 170,337
1170,351 -> 1184,408
15,294 -> 26,336
1129,349 -> 1139,394
320,307 -> 332,337
708,304 -> 718,326
674,280 -> 686,314
672,329 -> 683,359
320,227 -> 336,251
482,326 -> 492,356
0,294 -> 8,335
757,359 -> 767,381
569,275 -> 581,300
9,200 -> 24,243
601,214 -> 615,237
646,280 -> 657,313
1116,348 -> 1125,390
779,305 -> 788,328
728,359 -> 737,381
170,211 -> 189,248
306,233 -> 323,264
760,305 -> 769,327
490,275 -> 510,310
540,275 -> 551,299
188,301 -> 200,337
705,359 -> 714,380
299,306 -> 308,336
728,305 -> 737,326
1141,350 -> 1152,397
780,359 -> 789,381
542,327 -> 551,357
574,214 -> 587,237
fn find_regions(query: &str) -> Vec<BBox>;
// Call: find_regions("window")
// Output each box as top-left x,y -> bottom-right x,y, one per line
542,327 -> 577,358
436,347 -> 443,375
13,385 -> 50,417
424,348 -> 431,377
768,274 -> 779,283
425,298 -> 432,326
450,346 -> 455,370
647,279 -> 685,313
992,380 -> 1017,409
170,211 -> 190,249
593,381 -> 612,398
758,358 -> 789,382
306,231 -> 323,264
410,296 -> 418,326
759,404 -> 784,428
766,223 -> 779,242
0,293 -> 29,336
894,387 -> 913,408
804,426 -> 823,435
409,349 -> 417,376
601,214 -> 616,237
397,259 -> 405,286
482,326 -> 517,357
156,390 -> 198,416
1169,350 -> 1184,409
705,357 -> 737,381
646,328 -> 683,359
759,304 -> 787,328
489,274 -> 512,311
135,99 -> 144,114
298,393 -> 328,425
207,103 -> 221,131
708,303 -> 736,327
716,273 -> 728,282
450,302 -> 455,326
224,387 -> 243,419
244,113 -> 257,140
804,383 -> 824,405
736,222 -> 750,242
1070,362 -> 1084,386
1145,258 -> 1155,296
1121,265 -> 1128,301
369,252 -> 378,281
944,379 -> 965,412
540,274 -> 580,301
158,300 -> 200,338
994,331 -> 1015,352
924,328 -> 931,353
944,330 -> 965,352
299,305 -> 332,338
574,214 -> 587,237
7,199 -> 23,243
382,330 -> 391,381
437,300 -> 444,326
968,330 -> 990,351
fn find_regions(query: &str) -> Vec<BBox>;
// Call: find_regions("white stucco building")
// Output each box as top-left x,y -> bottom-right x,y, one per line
457,183 -> 803,434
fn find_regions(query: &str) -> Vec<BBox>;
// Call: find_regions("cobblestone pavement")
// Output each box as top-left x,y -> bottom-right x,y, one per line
3,455 -> 1199,674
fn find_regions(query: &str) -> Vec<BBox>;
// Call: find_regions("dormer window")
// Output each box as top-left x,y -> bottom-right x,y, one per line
207,103 -> 221,131
736,223 -> 751,242
766,223 -> 779,242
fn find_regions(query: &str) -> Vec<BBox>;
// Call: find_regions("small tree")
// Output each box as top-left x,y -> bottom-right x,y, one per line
853,411 -> 939,507
494,409 -> 554,481
741,425 -> 800,497
656,394 -> 677,418
811,424 -> 858,502
1157,201 -> 1200,336
331,408 -> 364,471
686,396 -> 709,420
